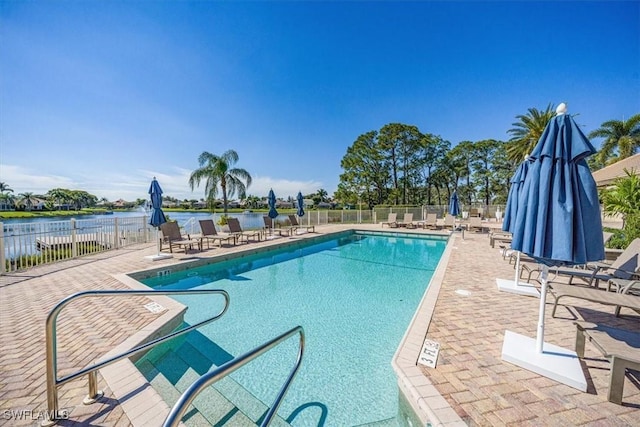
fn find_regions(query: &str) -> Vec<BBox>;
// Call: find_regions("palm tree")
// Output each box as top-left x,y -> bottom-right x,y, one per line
316,188 -> 328,202
188,149 -> 252,215
18,192 -> 36,211
0,182 -> 13,195
506,104 -> 556,162
589,114 -> 640,166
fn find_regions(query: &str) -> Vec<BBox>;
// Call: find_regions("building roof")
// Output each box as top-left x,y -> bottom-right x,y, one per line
592,153 -> 640,187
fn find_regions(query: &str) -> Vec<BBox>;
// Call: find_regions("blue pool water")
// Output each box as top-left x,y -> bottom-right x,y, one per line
137,232 -> 447,426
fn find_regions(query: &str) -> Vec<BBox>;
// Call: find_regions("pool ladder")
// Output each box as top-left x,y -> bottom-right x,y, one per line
43,289 -> 305,426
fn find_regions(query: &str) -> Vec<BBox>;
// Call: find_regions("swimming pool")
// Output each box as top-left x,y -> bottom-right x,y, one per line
135,231 -> 447,426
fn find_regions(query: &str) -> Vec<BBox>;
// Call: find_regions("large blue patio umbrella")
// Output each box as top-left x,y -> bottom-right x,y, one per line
511,104 -> 604,352
149,178 -> 167,228
296,192 -> 305,217
148,177 -> 167,256
448,191 -> 460,216
267,189 -> 278,233
502,158 -> 531,234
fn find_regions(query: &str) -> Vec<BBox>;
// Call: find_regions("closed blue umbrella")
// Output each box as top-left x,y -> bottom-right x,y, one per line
448,191 -> 460,216
149,177 -> 167,228
502,158 -> 531,234
296,192 -> 305,217
267,189 -> 278,219
505,104 -> 604,390
497,157 -> 536,296
148,177 -> 168,259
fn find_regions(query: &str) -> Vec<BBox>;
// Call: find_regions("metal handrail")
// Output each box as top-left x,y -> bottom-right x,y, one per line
163,325 -> 305,427
44,289 -> 230,425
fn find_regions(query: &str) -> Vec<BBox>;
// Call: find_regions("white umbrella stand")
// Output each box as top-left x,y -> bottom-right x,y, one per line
501,264 -> 587,391
495,251 -> 539,297
144,227 -> 173,261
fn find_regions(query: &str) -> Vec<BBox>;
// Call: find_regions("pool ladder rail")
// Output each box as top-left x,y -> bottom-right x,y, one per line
43,289 -> 305,427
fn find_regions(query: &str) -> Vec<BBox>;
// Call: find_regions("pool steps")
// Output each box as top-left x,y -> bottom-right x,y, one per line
136,334 -> 291,426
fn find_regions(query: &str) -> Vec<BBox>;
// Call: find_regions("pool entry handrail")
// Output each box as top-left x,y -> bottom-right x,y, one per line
43,289 -> 230,426
163,325 -> 305,427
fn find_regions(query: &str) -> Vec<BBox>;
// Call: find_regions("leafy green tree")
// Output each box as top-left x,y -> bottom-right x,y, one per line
188,149 -> 252,215
378,123 -> 421,204
244,195 -> 261,209
47,188 -> 71,209
471,140 -> 502,206
340,130 -> 389,206
448,141 -> 475,205
601,170 -> 640,248
506,104 -> 556,162
589,114 -> 640,166
416,134 -> 450,206
602,170 -> 640,225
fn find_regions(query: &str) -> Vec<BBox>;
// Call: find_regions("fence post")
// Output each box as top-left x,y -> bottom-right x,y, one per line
0,222 -> 5,274
114,217 -> 120,249
71,219 -> 77,258
143,215 -> 149,243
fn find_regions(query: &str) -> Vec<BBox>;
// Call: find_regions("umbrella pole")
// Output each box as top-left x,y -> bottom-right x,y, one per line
536,264 -> 549,353
514,252 -> 521,284
156,227 -> 161,256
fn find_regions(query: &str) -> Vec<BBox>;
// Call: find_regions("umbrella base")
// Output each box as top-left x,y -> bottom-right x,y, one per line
502,331 -> 587,391
145,253 -> 173,261
496,278 -> 539,297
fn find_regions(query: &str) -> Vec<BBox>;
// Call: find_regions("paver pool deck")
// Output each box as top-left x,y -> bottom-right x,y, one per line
0,224 -> 638,426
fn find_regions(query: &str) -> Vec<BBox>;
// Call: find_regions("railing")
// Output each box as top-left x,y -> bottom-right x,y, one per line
1,206 -> 509,274
163,325 -> 305,427
44,289 -> 230,426
1,216 -> 153,273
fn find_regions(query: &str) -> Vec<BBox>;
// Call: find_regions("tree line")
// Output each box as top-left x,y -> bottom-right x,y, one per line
1,107 -> 638,213
334,107 -> 640,208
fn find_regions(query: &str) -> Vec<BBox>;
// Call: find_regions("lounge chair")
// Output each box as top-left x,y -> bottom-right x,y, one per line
548,280 -> 640,317
490,231 -> 512,248
421,213 -> 438,229
466,216 -> 484,232
381,213 -> 398,228
574,321 -> 640,404
263,216 -> 292,237
550,238 -> 640,288
288,214 -> 315,233
227,217 -> 261,243
197,219 -> 236,248
159,221 -> 202,253
398,213 -> 416,228
442,214 -> 455,230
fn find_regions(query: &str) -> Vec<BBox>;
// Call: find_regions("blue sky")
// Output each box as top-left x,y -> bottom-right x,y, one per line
1,1 -> 639,202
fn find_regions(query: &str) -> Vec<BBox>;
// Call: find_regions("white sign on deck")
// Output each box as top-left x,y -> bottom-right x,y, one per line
144,301 -> 166,314
418,339 -> 440,368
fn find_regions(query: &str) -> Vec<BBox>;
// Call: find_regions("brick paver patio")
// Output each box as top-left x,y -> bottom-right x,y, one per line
0,225 -> 638,426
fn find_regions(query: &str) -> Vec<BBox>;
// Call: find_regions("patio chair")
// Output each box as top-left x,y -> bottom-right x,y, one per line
197,219 -> 236,248
550,238 -> 640,288
398,213 -> 416,228
159,221 -> 202,253
263,216 -> 292,237
288,214 -> 315,233
227,217 -> 261,243
467,216 -> 484,232
381,212 -> 398,228
548,280 -> 640,317
490,230 -> 512,248
574,321 -> 640,404
422,213 -> 438,230
442,214 -> 456,230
